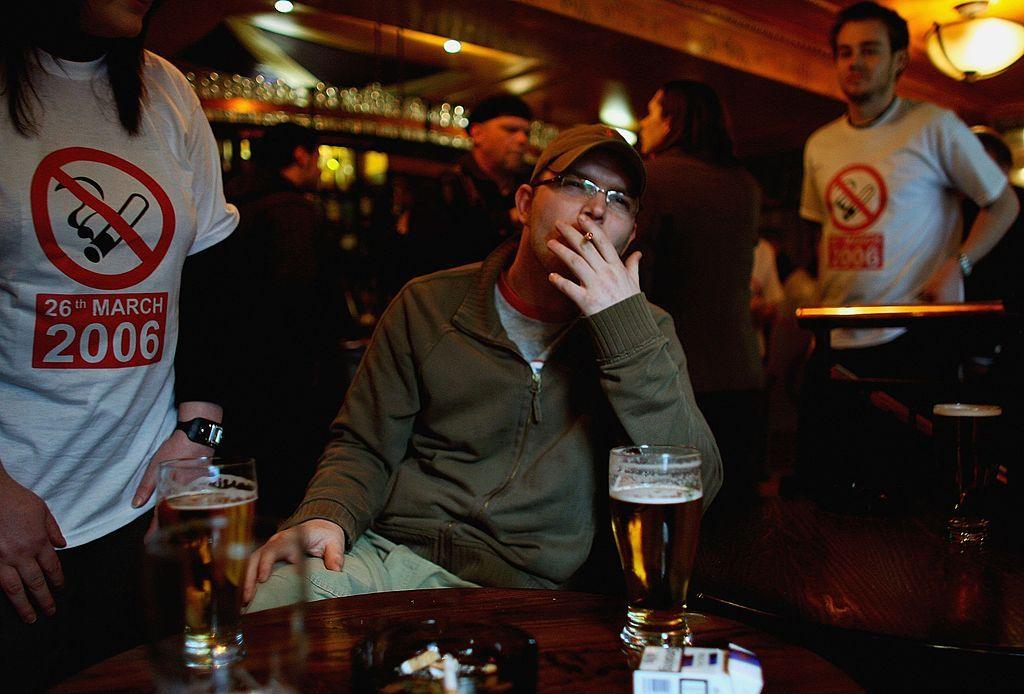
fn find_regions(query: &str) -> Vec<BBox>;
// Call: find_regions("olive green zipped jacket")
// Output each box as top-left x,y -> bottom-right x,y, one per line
286,241 -> 722,588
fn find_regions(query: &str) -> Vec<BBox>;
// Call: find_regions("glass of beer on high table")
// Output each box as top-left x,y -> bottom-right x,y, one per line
155,457 -> 257,669
610,445 -> 704,651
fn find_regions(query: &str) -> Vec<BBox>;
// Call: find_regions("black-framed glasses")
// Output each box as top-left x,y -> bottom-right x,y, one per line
531,173 -> 639,217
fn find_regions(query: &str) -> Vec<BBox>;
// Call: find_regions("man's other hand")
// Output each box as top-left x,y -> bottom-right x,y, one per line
242,519 -> 346,604
919,257 -> 965,304
0,471 -> 66,623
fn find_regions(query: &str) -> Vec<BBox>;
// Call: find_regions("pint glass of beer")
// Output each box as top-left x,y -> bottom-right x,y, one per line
933,404 -> 1002,544
609,445 -> 703,650
155,457 -> 257,669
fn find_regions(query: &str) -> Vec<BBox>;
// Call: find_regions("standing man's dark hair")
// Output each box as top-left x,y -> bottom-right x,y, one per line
647,80 -> 735,165
2,1 -> 149,136
829,1 -> 909,58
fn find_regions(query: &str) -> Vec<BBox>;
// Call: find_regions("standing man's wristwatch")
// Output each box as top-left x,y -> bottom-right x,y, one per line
176,418 -> 224,448
957,252 -> 973,277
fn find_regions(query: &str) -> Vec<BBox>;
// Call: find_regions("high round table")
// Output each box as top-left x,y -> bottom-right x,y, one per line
56,588 -> 860,692
694,498 -> 1024,690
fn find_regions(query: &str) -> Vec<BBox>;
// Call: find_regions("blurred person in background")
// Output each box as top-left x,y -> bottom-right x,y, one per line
402,94 -> 533,282
635,79 -> 765,503
796,1 -> 1018,504
215,123 -> 349,518
750,233 -> 786,359
0,0 -> 237,685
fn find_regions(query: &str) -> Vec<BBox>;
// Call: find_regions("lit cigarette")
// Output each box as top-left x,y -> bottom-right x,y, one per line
399,648 -> 440,675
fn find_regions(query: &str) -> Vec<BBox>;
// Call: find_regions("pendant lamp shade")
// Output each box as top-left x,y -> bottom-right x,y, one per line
926,2 -> 1024,81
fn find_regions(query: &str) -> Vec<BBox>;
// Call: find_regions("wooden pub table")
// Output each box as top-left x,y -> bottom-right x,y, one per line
56,588 -> 860,692
694,499 -> 1024,691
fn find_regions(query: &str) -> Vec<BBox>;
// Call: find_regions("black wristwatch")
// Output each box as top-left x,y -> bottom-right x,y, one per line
176,417 -> 224,448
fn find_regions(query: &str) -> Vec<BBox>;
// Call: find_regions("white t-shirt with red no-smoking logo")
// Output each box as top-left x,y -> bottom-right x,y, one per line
800,97 -> 1007,349
0,50 -> 238,547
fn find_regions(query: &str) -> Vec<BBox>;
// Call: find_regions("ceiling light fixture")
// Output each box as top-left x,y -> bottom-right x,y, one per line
598,83 -> 637,146
443,39 -> 462,54
274,1 -> 294,13
611,128 -> 638,146
926,1 -> 1024,81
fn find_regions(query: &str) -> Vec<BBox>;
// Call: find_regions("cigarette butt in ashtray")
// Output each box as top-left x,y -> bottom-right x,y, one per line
442,654 -> 459,694
399,647 -> 440,675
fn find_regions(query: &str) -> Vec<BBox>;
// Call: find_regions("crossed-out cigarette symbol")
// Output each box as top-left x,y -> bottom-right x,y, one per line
826,164 -> 887,234
833,179 -> 876,222
54,175 -> 150,263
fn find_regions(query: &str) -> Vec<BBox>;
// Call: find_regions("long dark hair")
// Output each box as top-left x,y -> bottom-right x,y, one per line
1,2 -> 149,137
651,80 -> 735,165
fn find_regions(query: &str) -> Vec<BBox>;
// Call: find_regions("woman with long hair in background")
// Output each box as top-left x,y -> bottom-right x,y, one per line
635,80 -> 766,503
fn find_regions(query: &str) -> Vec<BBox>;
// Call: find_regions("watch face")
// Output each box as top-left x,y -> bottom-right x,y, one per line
205,424 -> 224,447
180,418 -> 223,447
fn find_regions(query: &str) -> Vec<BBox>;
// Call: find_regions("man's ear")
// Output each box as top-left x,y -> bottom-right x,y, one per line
514,183 -> 534,226
893,49 -> 908,79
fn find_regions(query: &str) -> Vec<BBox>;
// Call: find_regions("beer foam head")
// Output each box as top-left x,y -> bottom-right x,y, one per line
933,403 -> 1002,418
610,485 -> 702,504
165,489 -> 256,510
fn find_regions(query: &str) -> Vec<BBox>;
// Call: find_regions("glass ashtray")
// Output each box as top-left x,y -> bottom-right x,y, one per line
351,618 -> 538,693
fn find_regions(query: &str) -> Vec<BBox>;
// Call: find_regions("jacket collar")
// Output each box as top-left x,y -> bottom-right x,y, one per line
451,239 -> 520,343
453,240 -> 595,368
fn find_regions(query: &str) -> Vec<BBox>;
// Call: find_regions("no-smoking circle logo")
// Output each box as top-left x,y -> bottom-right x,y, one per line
31,147 -> 175,290
826,164 -> 888,234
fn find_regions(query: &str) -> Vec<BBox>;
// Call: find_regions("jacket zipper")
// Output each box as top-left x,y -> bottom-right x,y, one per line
450,321 -> 564,517
439,520 -> 455,565
476,367 -> 539,513
530,371 -> 542,424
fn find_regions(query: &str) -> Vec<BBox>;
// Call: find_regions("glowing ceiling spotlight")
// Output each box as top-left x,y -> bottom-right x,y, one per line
443,39 -> 463,54
274,1 -> 295,13
599,82 -> 637,146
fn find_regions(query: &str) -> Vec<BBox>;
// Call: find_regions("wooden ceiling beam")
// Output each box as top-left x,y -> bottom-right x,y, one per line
509,0 -> 992,120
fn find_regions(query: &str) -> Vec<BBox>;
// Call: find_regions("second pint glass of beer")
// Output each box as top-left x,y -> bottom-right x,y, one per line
156,457 -> 257,669
609,445 -> 703,650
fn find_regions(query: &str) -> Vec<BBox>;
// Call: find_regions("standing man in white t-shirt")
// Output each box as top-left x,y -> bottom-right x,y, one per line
797,1 -> 1019,503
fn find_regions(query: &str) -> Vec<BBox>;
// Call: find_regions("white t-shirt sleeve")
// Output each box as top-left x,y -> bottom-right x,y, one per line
935,110 -> 1008,208
799,138 -> 825,223
182,91 -> 238,255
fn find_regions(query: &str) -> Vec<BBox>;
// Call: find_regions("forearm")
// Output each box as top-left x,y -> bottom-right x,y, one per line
284,432 -> 392,546
588,295 -> 723,506
177,401 -> 223,423
961,185 -> 1019,265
